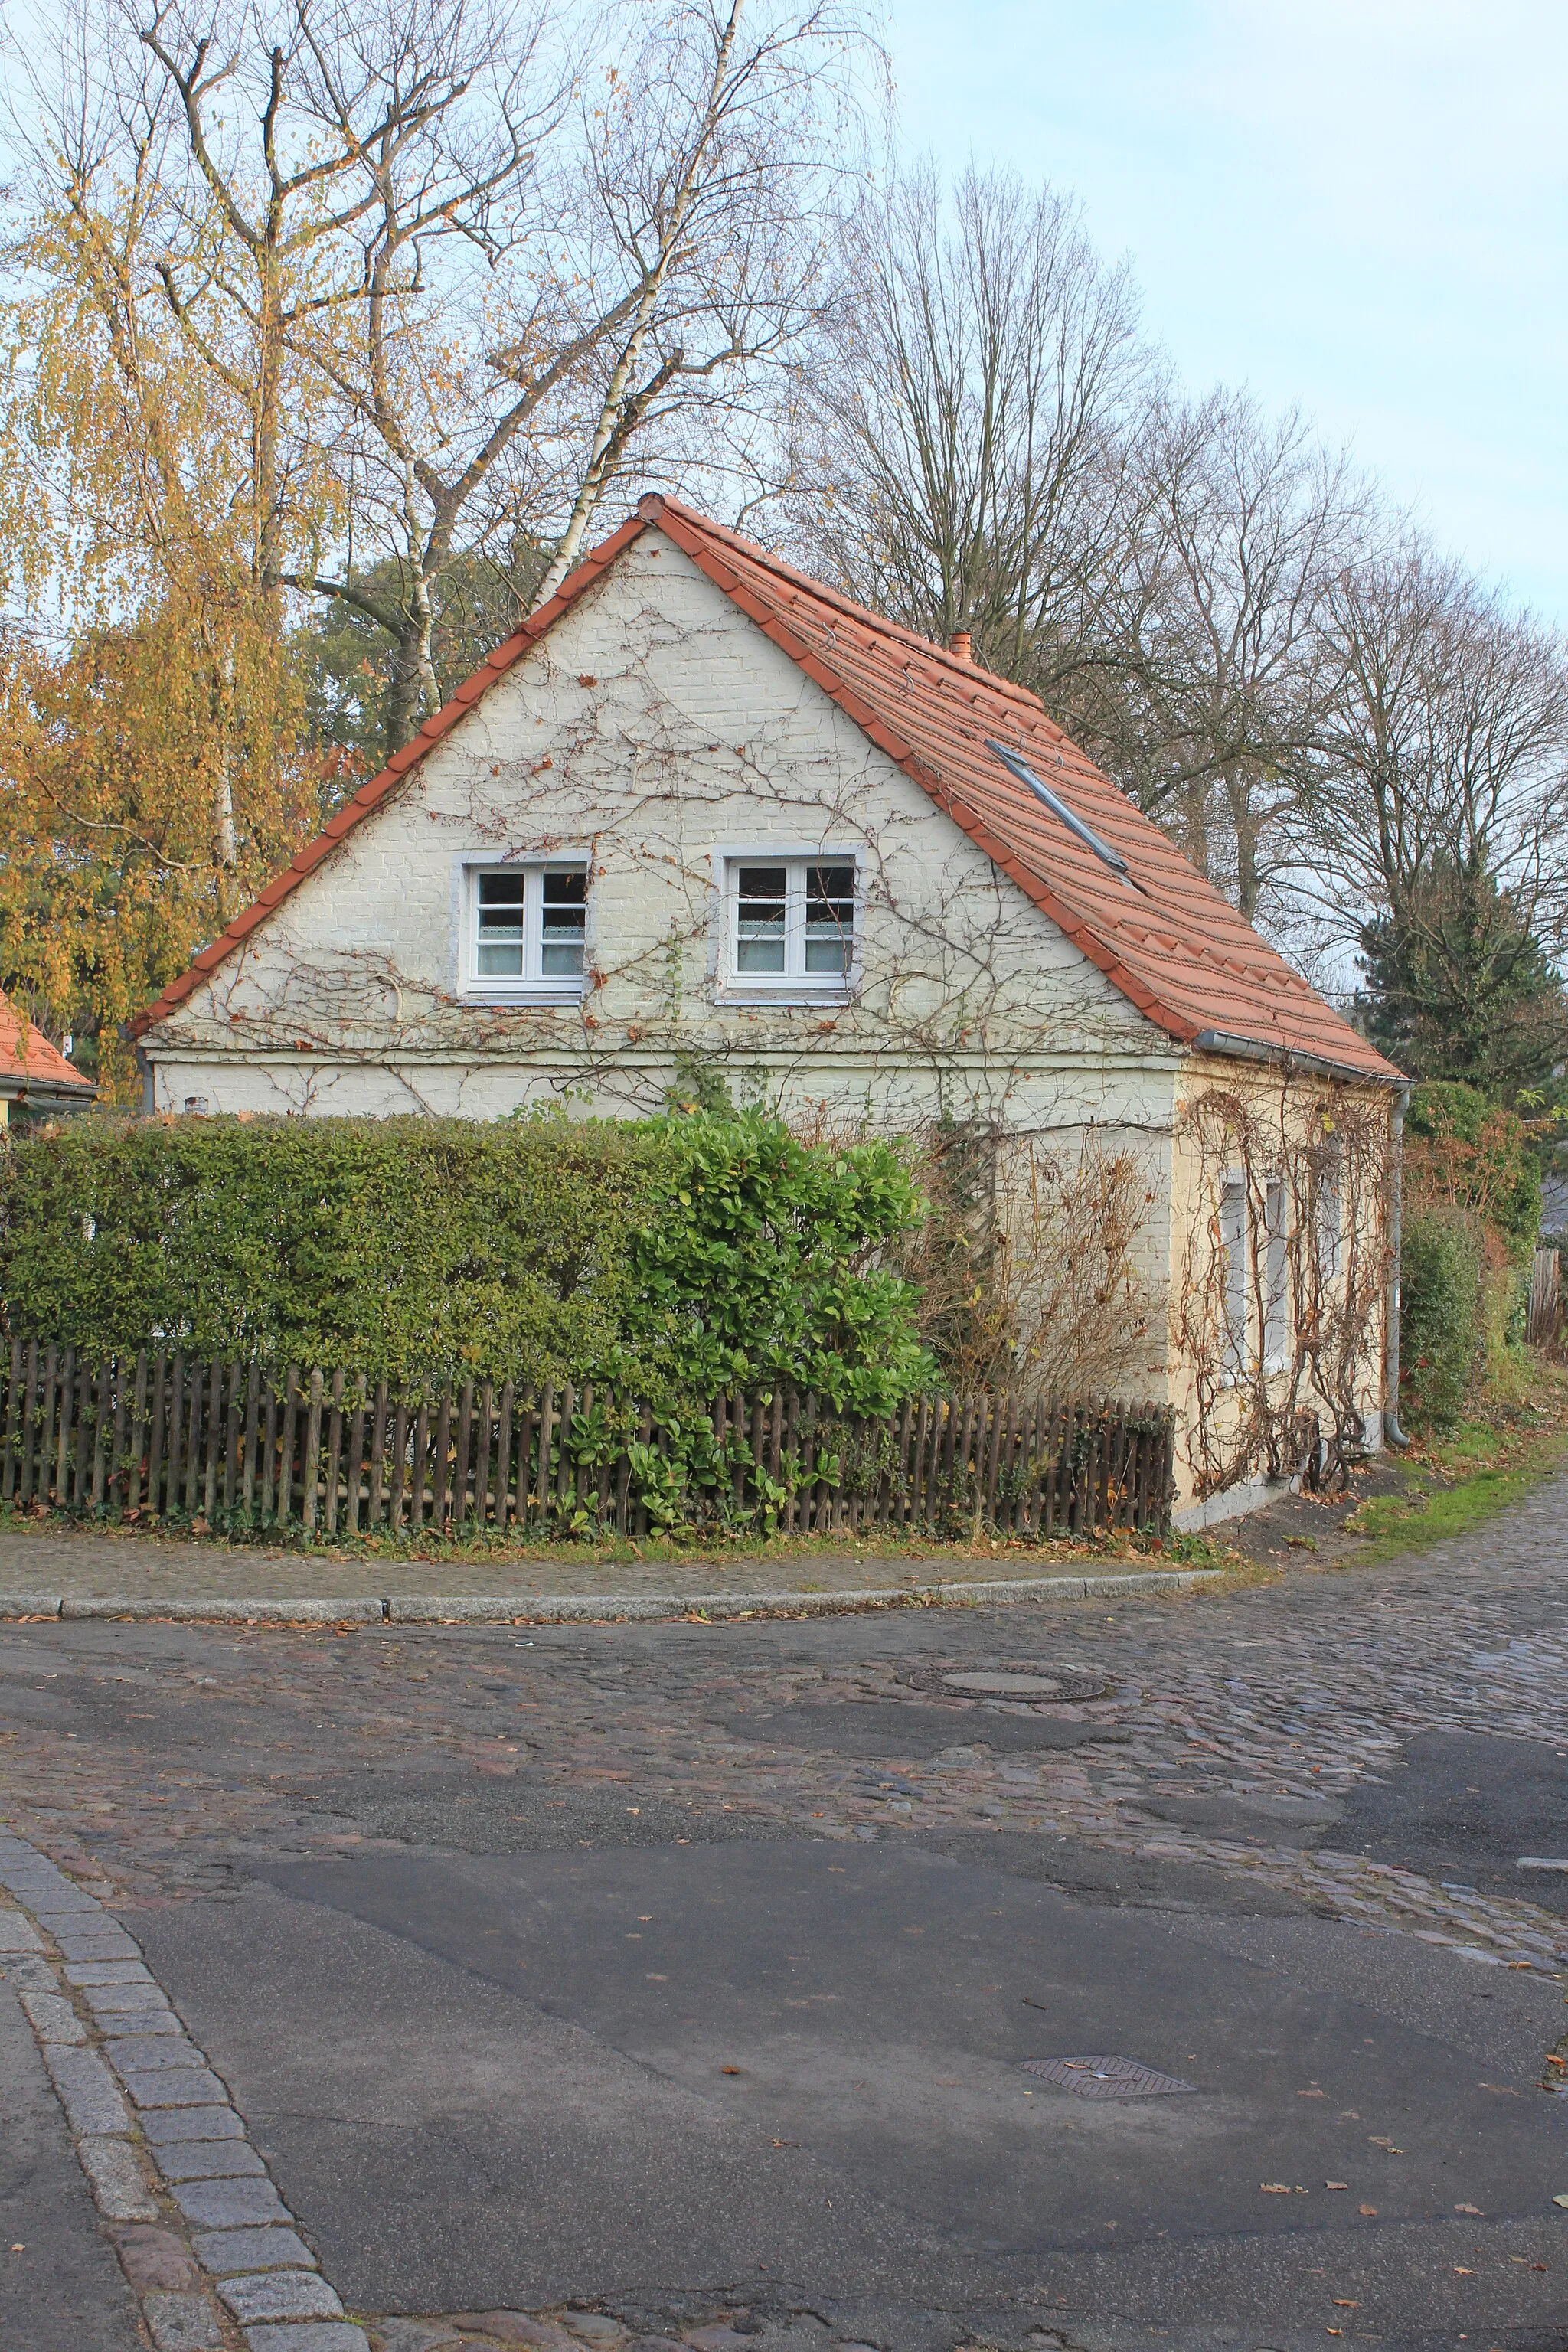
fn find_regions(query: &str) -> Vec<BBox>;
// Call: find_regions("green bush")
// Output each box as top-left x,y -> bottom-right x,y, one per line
1406,1080 -> 1542,1252
624,1108 -> 933,1415
0,1107 -> 933,1413
1400,1204 -> 1483,1431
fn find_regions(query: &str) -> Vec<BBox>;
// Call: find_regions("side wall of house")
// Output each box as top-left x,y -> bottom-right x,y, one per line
1166,1055 -> 1396,1519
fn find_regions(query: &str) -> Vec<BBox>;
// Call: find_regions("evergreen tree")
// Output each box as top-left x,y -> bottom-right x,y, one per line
1357,862 -> 1568,1098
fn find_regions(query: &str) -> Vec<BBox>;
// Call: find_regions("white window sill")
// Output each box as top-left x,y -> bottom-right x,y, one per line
458,984 -> 587,1008
716,983 -> 854,1008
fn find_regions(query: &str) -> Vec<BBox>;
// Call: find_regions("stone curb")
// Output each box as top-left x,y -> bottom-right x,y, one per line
0,1850 -> 370,2352
0,1566 -> 1223,1627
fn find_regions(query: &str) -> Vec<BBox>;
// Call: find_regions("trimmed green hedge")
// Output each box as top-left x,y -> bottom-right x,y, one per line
1400,1204 -> 1483,1431
0,1109 -> 933,1414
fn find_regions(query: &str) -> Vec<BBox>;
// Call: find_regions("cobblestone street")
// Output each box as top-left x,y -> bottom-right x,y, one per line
4,1476 -> 1568,2352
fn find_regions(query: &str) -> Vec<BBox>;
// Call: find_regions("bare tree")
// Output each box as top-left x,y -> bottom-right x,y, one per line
782,174 -> 1369,926
531,0 -> 864,609
1295,537 -> 1568,1085
289,0 -> 870,744
1092,391 -> 1366,917
781,165 -> 1148,698
10,0 -> 870,756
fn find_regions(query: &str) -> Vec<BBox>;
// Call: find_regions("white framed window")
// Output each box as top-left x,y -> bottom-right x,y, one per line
717,853 -> 859,996
1314,1146 -> 1343,1288
462,862 -> 588,1001
1263,1177 -> 1289,1371
1219,1177 -> 1249,1377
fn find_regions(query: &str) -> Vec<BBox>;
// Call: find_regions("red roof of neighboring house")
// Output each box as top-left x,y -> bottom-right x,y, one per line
132,496 -> 1399,1083
0,988 -> 96,1099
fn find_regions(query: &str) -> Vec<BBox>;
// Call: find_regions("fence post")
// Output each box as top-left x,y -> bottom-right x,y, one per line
277,1370 -> 301,1524
408,1397 -> 430,1530
388,1396 -> 408,1529
1527,1246 -> 1561,1345
16,1340 -> 38,1508
368,1382 -> 388,1528
302,1369 -> 325,1535
433,1383 -> 452,1528
495,1382 -> 515,1527
54,1348 -> 77,1511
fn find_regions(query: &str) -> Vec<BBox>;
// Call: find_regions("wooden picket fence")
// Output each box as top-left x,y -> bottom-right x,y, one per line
1527,1246 -> 1561,1347
0,1342 -> 1174,1540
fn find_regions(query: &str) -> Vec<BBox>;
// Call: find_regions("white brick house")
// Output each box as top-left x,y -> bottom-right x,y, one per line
132,498 -> 1406,1517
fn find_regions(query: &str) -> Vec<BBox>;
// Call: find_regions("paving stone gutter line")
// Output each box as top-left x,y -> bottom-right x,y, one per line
0,1565 -> 1222,1625
0,1834 -> 369,2352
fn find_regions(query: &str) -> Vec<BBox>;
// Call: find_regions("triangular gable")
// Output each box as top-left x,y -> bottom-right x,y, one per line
132,498 -> 1398,1083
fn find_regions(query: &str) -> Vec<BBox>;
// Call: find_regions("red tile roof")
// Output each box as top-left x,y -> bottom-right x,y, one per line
132,496 -> 1399,1083
0,988 -> 96,1098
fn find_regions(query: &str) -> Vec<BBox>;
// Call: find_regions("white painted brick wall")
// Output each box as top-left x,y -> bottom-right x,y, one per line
146,531 -> 1178,1143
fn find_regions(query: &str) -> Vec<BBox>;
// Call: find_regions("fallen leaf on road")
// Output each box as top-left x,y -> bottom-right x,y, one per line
1454,2266 -> 1474,2274
1359,2205 -> 1377,2216
1260,2183 -> 1291,2194
1333,2300 -> 1359,2308
1454,2203 -> 1483,2214
1554,2195 -> 1568,2209
1325,2181 -> 1349,2190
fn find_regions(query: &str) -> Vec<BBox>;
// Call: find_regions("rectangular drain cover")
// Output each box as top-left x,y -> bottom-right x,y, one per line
1024,2056 -> 1195,2099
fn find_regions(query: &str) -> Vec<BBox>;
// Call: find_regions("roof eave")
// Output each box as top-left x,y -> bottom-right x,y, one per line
0,1075 -> 99,1107
1189,1027 -> 1404,1089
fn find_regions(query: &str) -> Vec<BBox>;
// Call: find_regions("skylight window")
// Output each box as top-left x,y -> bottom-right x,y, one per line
988,740 -> 1140,889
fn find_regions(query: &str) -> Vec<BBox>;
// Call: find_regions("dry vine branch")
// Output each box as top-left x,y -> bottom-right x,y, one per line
1173,1075 -> 1393,1498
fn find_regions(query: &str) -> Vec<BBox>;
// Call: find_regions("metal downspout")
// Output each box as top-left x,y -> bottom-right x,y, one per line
1385,1083 -> 1412,1448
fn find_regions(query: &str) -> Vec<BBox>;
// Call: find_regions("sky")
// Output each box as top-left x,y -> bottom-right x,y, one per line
884,0 -> 1568,624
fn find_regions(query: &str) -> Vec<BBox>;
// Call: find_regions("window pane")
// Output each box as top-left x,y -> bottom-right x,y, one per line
1264,1179 -> 1289,1364
736,865 -> 787,972
477,872 -> 525,976
1220,1179 -> 1248,1371
804,862 -> 855,973
541,868 -> 586,976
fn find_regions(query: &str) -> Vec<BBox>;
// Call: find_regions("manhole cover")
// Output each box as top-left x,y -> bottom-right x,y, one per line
1024,2056 -> 1194,2099
903,1664 -> 1112,1704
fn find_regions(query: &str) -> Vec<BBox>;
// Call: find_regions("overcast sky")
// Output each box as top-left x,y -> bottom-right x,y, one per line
886,0 -> 1568,623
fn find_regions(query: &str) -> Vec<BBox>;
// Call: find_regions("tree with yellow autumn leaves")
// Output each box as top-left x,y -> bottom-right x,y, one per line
0,0 -> 872,1096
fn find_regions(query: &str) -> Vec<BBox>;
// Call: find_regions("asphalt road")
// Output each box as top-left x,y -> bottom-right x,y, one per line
3,1475 -> 1568,2352
0,1978 -> 142,2352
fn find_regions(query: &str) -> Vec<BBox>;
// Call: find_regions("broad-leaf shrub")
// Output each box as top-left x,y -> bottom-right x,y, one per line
1405,1081 -> 1541,1253
622,1109 -> 934,1414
